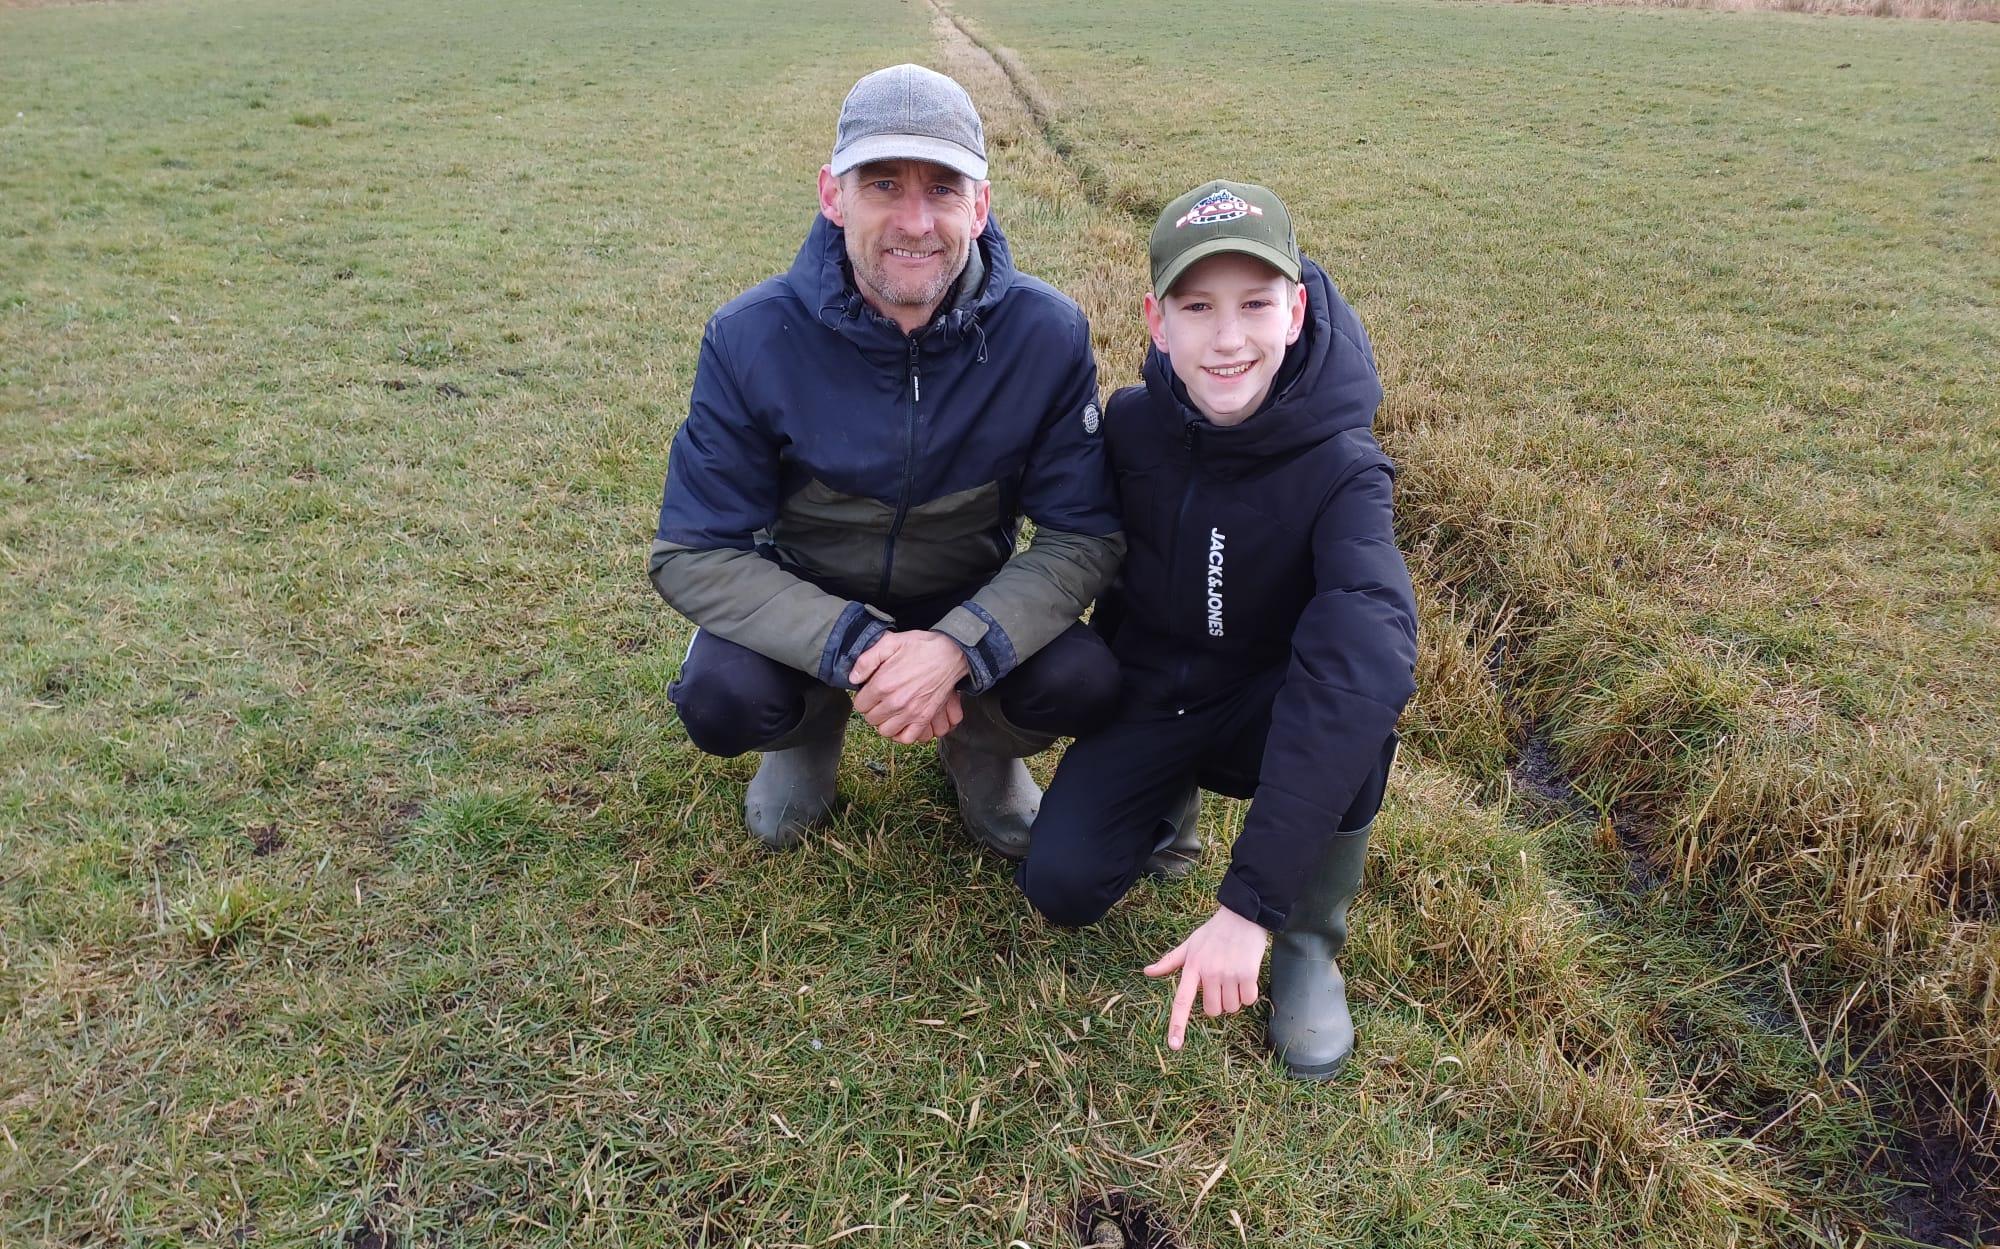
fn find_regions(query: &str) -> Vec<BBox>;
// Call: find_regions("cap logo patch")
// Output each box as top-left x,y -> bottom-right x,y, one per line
1176,190 -> 1264,229
1082,402 -> 1101,435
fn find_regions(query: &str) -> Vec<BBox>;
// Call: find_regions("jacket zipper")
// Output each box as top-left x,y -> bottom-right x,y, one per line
1165,420 -> 1201,709
877,336 -> 922,603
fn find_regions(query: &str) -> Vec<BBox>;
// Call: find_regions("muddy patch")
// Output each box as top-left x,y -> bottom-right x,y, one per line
1511,730 -> 1662,891
374,797 -> 425,851
1068,1192 -> 1181,1249
1880,1082 -> 1999,1248
344,1207 -> 396,1249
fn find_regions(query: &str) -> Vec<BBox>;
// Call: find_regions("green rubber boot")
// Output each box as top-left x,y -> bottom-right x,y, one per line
938,692 -> 1055,861
1266,734 -> 1397,1080
743,685 -> 850,850
1143,786 -> 1202,879
1265,821 -> 1371,1079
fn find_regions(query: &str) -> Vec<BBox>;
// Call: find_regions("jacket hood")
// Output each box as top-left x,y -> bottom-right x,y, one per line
1140,257 -> 1383,465
785,210 -> 1018,354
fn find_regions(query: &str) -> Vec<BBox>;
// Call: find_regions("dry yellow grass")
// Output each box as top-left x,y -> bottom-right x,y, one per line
943,0 -> 1998,1235
1494,0 -> 1999,19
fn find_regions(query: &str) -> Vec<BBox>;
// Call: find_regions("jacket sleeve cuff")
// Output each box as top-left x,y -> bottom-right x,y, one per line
1217,871 -> 1285,932
817,601 -> 892,689
1226,784 -> 1331,927
932,602 -> 1019,694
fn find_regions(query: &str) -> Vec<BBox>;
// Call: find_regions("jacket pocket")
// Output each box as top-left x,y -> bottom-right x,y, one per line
767,478 -> 895,598
886,480 -> 1011,600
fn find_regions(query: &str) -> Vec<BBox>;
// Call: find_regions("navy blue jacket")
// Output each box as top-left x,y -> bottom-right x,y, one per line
1099,258 -> 1418,928
650,214 -> 1123,691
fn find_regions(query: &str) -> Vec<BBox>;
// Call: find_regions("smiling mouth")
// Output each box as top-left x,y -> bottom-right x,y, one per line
887,247 -> 939,261
1203,362 -> 1255,379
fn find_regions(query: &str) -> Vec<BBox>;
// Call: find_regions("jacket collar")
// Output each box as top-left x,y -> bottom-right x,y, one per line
787,211 -> 1014,357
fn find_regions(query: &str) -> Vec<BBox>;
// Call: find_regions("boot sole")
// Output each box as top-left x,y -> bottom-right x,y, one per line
1142,854 -> 1197,880
967,834 -> 1029,861
743,796 -> 835,850
1280,1052 -> 1351,1081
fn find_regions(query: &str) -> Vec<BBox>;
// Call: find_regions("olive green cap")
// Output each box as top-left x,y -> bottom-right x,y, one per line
1149,179 -> 1300,298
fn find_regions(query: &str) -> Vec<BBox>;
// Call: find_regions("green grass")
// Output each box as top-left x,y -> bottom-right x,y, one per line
937,0 -> 1997,1229
3,0 -> 1995,1244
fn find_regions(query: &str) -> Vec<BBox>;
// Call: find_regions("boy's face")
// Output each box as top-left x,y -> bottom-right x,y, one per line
1144,253 -> 1307,427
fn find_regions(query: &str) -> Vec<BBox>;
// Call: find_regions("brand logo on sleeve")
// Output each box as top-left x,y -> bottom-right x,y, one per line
1082,402 -> 1100,435
1205,528 -> 1226,636
1176,191 -> 1264,230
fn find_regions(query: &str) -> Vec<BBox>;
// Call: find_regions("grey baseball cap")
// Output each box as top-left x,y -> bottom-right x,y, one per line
830,64 -> 988,182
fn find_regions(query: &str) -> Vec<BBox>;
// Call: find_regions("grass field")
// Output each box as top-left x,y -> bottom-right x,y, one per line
3,0 -> 1996,1245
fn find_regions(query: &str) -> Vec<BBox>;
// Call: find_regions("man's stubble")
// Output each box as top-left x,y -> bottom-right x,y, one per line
848,231 -> 966,319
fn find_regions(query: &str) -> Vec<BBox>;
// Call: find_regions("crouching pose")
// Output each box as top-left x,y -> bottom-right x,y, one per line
650,66 -> 1125,856
1017,182 -> 1417,1078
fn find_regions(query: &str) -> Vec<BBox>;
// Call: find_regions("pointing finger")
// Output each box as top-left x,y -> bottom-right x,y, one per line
1168,968 -> 1198,1050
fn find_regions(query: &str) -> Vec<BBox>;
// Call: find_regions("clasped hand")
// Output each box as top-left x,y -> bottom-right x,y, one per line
850,629 -> 968,744
1144,905 -> 1271,1051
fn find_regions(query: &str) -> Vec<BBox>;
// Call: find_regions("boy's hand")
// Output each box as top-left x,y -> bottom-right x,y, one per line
1144,905 -> 1271,1050
851,630 -> 970,744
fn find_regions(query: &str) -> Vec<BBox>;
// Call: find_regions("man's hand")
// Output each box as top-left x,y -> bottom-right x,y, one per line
1143,905 -> 1271,1051
850,630 -> 971,744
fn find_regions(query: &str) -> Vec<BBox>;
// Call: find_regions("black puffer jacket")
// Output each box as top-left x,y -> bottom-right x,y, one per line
1098,257 -> 1418,928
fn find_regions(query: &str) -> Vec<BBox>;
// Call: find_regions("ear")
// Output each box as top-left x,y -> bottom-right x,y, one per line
818,165 -> 845,227
970,180 -> 991,238
1285,280 -> 1307,345
1143,291 -> 1169,353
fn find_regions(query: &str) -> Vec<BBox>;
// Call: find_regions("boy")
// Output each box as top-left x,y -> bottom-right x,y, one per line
1016,181 -> 1417,1079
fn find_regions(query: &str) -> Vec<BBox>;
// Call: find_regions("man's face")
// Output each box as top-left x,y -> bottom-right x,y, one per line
818,159 -> 991,329
1144,252 -> 1306,427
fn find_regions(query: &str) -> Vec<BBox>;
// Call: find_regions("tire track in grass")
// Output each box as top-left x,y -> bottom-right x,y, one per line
921,0 -> 1149,382
927,0 -> 1132,222
1392,404 -> 2000,1240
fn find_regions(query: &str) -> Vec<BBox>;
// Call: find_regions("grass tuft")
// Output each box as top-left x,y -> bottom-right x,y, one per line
395,330 -> 461,369
417,787 -> 554,856
174,879 -> 289,954
1525,601 -> 1754,808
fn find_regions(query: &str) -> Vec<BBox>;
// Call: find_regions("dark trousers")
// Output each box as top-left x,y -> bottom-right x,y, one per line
669,605 -> 1122,759
1016,667 -> 1288,928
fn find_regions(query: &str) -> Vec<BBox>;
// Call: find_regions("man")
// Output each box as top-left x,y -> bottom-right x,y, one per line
649,64 -> 1125,857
